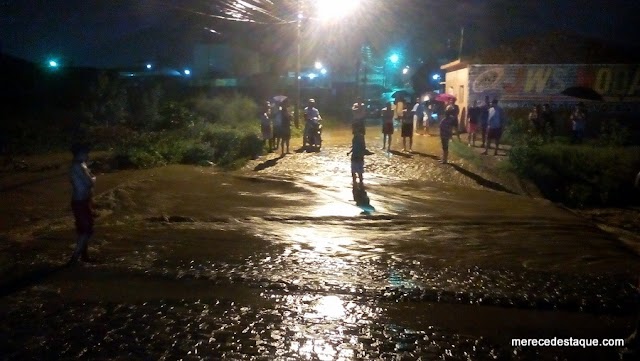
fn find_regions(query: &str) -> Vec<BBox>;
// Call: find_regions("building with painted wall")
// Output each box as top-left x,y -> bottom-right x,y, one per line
440,33 -> 640,129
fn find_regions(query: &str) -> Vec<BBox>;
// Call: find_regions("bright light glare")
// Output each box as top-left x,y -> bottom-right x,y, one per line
315,0 -> 360,21
48,60 -> 58,67
184,69 -> 191,75
146,64 -> 152,69
314,61 -> 323,69
402,67 -> 409,75
389,54 -> 399,63
320,68 -> 327,75
313,296 -> 345,319
308,73 -> 317,79
432,74 -> 440,80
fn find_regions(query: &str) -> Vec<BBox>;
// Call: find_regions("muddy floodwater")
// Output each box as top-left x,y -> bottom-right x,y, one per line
1,126 -> 639,360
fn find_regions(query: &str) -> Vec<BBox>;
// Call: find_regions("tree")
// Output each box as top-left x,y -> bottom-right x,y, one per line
86,71 -> 128,127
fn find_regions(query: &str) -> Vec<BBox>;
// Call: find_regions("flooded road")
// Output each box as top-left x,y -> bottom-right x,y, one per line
1,126 -> 639,360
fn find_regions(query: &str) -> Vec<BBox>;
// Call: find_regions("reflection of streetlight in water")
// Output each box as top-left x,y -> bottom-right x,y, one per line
293,295 -> 352,360
310,295 -> 345,319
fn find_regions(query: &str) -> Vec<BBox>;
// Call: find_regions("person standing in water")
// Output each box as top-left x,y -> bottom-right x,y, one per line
68,143 -> 96,264
348,132 -> 366,185
381,101 -> 394,151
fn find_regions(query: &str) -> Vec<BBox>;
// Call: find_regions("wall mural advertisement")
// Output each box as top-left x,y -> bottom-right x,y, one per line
468,64 -> 640,112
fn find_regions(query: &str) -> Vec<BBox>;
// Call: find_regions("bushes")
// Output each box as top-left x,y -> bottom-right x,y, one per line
202,126 -> 262,167
112,127 -> 262,169
111,93 -> 264,169
192,94 -> 258,127
509,142 -> 640,207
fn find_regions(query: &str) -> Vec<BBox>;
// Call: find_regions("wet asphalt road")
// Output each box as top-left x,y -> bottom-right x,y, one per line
1,126 -> 640,360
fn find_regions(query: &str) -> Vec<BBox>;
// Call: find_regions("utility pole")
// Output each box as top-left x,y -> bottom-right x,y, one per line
458,27 -> 464,59
295,0 -> 302,128
355,58 -> 361,99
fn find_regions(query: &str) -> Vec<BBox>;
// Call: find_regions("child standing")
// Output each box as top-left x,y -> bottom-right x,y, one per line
68,143 -> 96,264
348,133 -> 366,185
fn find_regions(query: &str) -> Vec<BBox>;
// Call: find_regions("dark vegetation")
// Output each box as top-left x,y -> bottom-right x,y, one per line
503,109 -> 640,208
0,62 -> 269,169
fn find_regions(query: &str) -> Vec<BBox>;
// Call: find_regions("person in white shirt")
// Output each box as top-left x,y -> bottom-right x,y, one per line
482,99 -> 505,156
303,99 -> 321,147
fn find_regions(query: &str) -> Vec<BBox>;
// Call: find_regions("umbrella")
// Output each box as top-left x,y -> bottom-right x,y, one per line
272,95 -> 288,103
391,90 -> 411,100
560,86 -> 603,101
435,93 -> 457,102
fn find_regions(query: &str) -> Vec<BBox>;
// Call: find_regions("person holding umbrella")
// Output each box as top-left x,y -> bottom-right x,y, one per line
435,94 -> 460,141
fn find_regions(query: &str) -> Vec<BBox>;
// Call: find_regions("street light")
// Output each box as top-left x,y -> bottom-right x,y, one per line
384,53 -> 401,88
48,60 -> 59,68
294,0 -> 360,127
314,61 -> 323,70
146,63 -> 152,69
402,66 -> 409,75
314,0 -> 360,22
184,69 -> 191,76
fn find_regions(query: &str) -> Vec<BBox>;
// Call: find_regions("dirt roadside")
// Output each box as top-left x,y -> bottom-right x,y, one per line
446,136 -> 640,255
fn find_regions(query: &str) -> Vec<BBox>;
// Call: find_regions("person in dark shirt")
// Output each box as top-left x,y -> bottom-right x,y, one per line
280,99 -> 292,155
348,133 -> 366,184
480,96 -> 490,147
466,100 -> 482,147
449,98 -> 461,141
541,104 -> 555,141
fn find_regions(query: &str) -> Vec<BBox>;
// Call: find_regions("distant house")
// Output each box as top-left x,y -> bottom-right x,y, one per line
441,32 -> 640,128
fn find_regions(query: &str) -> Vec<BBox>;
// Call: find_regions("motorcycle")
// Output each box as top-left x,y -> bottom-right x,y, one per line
306,117 -> 322,150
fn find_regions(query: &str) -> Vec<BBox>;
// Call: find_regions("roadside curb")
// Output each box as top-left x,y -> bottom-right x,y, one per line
557,204 -> 640,258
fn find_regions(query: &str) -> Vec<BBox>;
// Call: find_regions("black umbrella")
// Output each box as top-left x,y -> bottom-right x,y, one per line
560,86 -> 604,101
391,90 -> 412,100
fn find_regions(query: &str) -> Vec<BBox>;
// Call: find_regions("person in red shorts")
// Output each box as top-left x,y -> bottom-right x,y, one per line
68,143 -> 96,264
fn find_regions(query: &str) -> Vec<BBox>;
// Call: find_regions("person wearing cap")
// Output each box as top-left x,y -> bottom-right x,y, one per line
304,99 -> 320,147
68,143 -> 96,264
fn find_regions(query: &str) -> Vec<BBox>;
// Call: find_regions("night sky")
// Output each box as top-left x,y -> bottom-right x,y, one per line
1,0 -> 638,68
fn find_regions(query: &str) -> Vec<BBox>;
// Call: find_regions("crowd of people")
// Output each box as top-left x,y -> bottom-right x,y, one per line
528,102 -> 588,144
260,97 -> 327,156
260,98 -> 296,156
380,95 -> 506,163
257,94 -> 606,186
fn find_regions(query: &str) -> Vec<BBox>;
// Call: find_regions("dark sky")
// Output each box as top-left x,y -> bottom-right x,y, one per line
1,0 -> 638,68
